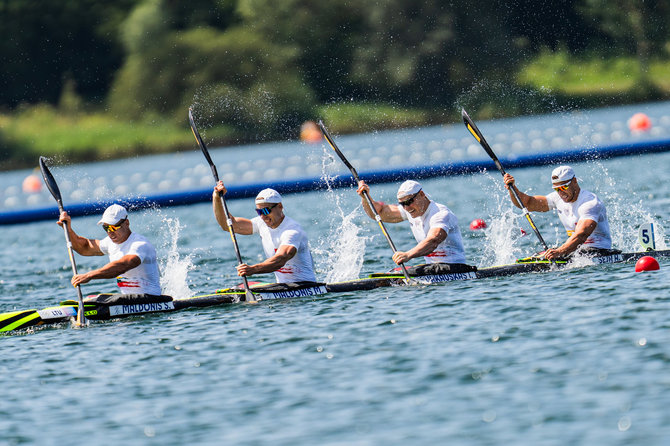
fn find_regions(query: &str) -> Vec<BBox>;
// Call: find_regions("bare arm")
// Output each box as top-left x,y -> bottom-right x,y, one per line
71,254 -> 141,286
58,211 -> 104,256
392,227 -> 447,265
503,174 -> 549,212
357,180 -> 404,223
212,181 -> 253,235
236,244 -> 297,276
544,219 -> 597,260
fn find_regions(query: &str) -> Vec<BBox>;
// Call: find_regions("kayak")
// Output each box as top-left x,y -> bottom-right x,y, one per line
3,248 -> 668,334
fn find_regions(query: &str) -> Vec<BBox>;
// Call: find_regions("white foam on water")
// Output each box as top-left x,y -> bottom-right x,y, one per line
583,161 -> 668,251
475,173 -> 530,266
158,217 -> 196,299
313,149 -> 370,283
479,208 -> 526,266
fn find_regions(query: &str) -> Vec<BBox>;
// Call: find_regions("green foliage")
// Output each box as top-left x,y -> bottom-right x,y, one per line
517,49 -> 669,94
110,21 -> 317,139
0,104 -> 216,170
318,103 -> 432,134
3,0 -> 670,169
0,0 -> 135,107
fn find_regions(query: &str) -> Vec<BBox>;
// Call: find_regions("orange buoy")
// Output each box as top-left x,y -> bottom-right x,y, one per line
469,218 -> 487,230
300,121 -> 322,143
635,256 -> 659,272
628,113 -> 652,132
22,174 -> 42,193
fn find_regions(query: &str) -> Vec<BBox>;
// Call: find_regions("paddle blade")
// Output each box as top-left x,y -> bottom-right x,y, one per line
245,289 -> 258,304
317,120 -> 359,181
188,107 -> 219,180
461,109 -> 498,162
39,156 -> 64,211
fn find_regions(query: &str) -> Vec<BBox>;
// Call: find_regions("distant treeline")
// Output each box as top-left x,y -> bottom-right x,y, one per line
2,0 -> 669,145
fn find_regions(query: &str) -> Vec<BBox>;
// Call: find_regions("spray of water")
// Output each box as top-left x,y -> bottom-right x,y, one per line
158,217 -> 196,299
312,148 -> 370,282
584,161 -> 668,251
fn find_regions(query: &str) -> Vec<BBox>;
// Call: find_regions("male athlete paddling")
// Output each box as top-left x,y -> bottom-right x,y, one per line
504,165 -> 616,260
357,179 -> 473,273
212,181 -> 318,284
57,204 -> 162,297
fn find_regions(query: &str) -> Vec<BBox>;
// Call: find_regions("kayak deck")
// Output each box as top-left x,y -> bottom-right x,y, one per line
2,249 -> 669,334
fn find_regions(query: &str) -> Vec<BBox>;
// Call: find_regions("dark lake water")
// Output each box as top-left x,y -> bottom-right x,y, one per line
2,132 -> 670,444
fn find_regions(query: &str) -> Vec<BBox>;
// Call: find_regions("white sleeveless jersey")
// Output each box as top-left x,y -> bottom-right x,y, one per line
398,201 -> 467,264
100,232 -> 162,295
251,215 -> 317,283
546,189 -> 612,249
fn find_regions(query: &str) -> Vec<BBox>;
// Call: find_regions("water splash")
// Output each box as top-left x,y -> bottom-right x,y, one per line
472,172 -> 529,266
313,149 -> 370,283
159,217 -> 196,299
480,208 -> 526,266
582,161 -> 667,251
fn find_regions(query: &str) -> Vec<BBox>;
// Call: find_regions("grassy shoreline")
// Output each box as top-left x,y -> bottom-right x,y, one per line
2,53 -> 669,171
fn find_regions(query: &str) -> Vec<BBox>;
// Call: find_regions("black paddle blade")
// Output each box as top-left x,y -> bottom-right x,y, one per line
188,107 -> 219,181
461,109 -> 499,162
317,120 -> 359,180
38,156 -> 64,211
461,109 -> 507,175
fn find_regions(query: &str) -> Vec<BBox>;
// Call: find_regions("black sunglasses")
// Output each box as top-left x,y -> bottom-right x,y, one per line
255,203 -> 279,216
398,191 -> 421,207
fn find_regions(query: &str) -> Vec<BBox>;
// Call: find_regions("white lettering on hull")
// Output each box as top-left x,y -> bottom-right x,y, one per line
109,302 -> 176,316
592,254 -> 624,264
419,272 -> 477,283
258,286 -> 328,300
37,306 -> 78,319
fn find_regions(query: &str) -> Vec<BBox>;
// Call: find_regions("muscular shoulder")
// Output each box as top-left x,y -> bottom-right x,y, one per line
545,191 -> 560,209
429,202 -> 457,225
576,190 -> 605,217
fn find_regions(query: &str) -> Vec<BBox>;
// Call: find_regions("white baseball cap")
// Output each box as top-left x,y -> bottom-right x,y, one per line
551,166 -> 575,184
97,204 -> 128,225
255,188 -> 282,204
397,180 -> 422,199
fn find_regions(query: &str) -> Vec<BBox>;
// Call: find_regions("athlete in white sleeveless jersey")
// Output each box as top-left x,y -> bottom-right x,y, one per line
57,204 -> 162,296
504,165 -> 613,260
212,183 -> 316,283
356,179 -> 467,266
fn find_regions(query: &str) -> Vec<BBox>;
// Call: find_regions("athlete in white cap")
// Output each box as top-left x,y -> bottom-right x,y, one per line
503,165 -> 614,260
356,179 -> 468,268
57,204 -> 162,296
212,181 -> 317,284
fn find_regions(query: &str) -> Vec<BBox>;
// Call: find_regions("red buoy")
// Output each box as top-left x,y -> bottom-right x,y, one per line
300,121 -> 322,143
22,174 -> 42,193
469,218 -> 487,230
628,113 -> 652,132
635,256 -> 660,272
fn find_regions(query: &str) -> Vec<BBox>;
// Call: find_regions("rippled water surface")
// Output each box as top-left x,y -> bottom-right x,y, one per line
2,148 -> 670,445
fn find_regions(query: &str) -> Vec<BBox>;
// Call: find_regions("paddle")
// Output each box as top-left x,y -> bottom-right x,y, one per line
317,120 -> 415,283
461,109 -> 553,258
38,157 -> 87,327
188,108 -> 256,303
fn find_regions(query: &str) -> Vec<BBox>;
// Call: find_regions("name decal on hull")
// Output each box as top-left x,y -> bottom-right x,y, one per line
109,302 -> 176,316
260,286 -> 328,300
591,255 -> 624,264
420,272 -> 477,283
